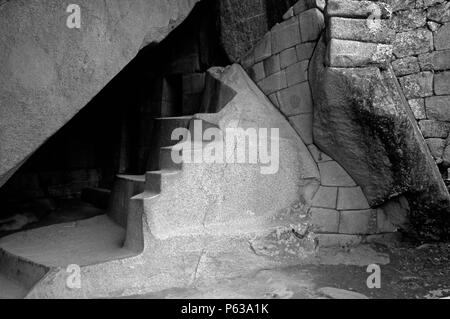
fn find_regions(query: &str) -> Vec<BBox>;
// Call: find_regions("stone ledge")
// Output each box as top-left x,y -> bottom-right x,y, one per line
326,0 -> 392,19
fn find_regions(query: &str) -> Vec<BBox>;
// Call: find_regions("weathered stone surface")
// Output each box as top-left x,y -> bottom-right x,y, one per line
339,210 -> 376,234
392,56 -> 420,76
384,0 -> 416,12
390,9 -> 427,31
308,144 -> 333,163
277,82 -> 312,116
329,17 -> 395,44
257,70 -> 287,95
289,113 -> 313,144
250,62 -> 265,82
309,207 -> 339,232
427,1 -> 450,23
328,39 -> 393,67
296,42 -> 316,61
271,18 -> 301,53
263,54 -> 281,76
0,0 -> 200,188
426,95 -> 450,121
419,120 -> 450,138
393,29 -> 433,58
326,0 -> 392,19
427,21 -> 441,32
285,60 -> 309,86
310,35 -> 450,218
293,0 -> 326,15
426,138 -> 446,161
408,98 -> 426,120
280,47 -> 297,69
254,33 -> 272,63
377,196 -> 410,232
337,187 -> 370,210
318,161 -> 357,187
443,145 -> 450,166
399,71 -> 434,99
418,50 -> 450,71
318,287 -> 369,299
298,9 -> 325,42
311,186 -> 338,209
435,71 -> 450,95
435,23 -> 450,51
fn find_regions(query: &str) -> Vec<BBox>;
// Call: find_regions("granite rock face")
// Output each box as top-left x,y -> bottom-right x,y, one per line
0,0 -> 200,188
310,37 -> 450,234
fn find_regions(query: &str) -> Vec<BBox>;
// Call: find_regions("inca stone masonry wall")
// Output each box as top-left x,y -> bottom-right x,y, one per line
238,0 -> 408,244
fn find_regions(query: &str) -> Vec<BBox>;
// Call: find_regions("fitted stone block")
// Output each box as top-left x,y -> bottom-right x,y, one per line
296,42 -> 316,61
435,23 -> 450,51
289,113 -> 313,144
339,210 -> 376,235
399,72 -> 433,99
427,2 -> 450,23
285,60 -> 309,86
293,0 -> 326,15
254,33 -> 272,63
263,54 -> 280,76
307,144 -> 332,163
268,93 -> 279,108
390,8 -> 426,32
392,56 -> 420,76
314,234 -> 363,247
277,82 -> 312,116
309,207 -> 339,233
280,47 -> 298,69
329,17 -> 395,44
393,29 -> 433,58
328,39 -> 393,67
298,9 -> 325,42
426,138 -> 446,161
418,50 -> 450,71
326,0 -> 392,19
312,186 -> 338,209
426,95 -> 450,121
434,71 -> 450,95
250,62 -> 265,82
337,187 -> 370,210
257,70 -> 287,95
271,18 -> 301,54
318,161 -> 357,187
376,209 -> 397,233
419,120 -> 450,138
408,98 -> 426,120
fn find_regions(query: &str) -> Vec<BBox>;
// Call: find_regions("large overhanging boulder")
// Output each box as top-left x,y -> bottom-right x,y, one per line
0,0 -> 199,188
310,36 -> 450,238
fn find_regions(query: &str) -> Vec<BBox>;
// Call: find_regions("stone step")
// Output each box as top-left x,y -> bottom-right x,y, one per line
144,170 -> 181,194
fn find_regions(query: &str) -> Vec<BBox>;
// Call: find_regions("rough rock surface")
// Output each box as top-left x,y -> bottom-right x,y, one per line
310,36 -> 450,237
0,0 -> 199,188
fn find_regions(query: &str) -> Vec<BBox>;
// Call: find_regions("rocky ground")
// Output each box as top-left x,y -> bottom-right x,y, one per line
130,238 -> 450,299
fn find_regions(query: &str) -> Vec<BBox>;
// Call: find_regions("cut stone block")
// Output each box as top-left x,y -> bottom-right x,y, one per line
293,0 -> 326,15
390,8 -> 427,32
418,50 -> 450,71
268,93 -> 279,108
283,7 -> 294,20
277,82 -> 313,116
280,47 -> 298,69
419,120 -> 450,138
393,29 -> 433,58
318,161 -> 357,187
285,60 -> 309,86
326,0 -> 392,19
339,210 -> 376,235
328,39 -> 393,67
426,95 -> 450,121
434,71 -> 450,95
329,17 -> 395,44
426,138 -> 446,161
307,144 -> 332,163
271,18 -> 301,54
309,207 -> 339,233
257,70 -> 287,95
435,23 -> 450,51
427,2 -> 450,23
254,33 -> 272,63
408,98 -> 426,120
314,233 -> 363,247
398,72 -> 433,99
299,9 -> 325,42
250,62 -> 265,82
311,186 -> 338,209
337,187 -> 370,210
296,42 -> 316,61
376,208 -> 398,233
289,113 -> 313,144
263,54 -> 280,76
392,56 -> 420,76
